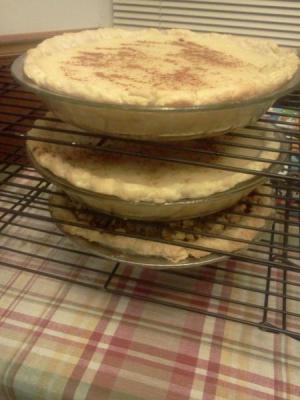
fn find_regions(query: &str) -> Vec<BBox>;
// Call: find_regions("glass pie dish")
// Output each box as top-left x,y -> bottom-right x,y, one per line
12,54 -> 300,141
28,132 -> 287,222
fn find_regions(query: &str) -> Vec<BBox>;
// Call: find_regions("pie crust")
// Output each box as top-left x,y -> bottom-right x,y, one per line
24,28 -> 299,107
49,185 -> 273,263
27,115 -> 280,203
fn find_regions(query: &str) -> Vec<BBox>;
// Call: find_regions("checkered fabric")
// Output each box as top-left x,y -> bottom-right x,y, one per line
1,226 -> 300,400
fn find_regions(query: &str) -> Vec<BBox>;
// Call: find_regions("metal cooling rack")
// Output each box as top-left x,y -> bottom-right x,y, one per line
0,56 -> 300,339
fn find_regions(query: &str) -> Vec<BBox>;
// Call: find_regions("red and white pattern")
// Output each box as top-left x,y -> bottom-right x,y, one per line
1,218 -> 300,400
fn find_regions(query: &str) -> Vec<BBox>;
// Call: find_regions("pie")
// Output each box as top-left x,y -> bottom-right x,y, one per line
49,185 -> 273,263
27,115 -> 280,203
24,28 -> 299,107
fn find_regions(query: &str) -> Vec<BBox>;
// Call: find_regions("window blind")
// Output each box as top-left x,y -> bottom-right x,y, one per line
113,0 -> 300,47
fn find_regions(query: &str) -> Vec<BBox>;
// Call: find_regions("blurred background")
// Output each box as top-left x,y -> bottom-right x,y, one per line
0,0 -> 299,48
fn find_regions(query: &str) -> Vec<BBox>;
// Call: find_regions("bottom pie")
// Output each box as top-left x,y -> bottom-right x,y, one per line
49,185 -> 273,264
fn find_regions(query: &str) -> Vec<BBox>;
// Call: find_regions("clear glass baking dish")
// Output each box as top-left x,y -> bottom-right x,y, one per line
28,132 -> 287,222
12,53 -> 300,141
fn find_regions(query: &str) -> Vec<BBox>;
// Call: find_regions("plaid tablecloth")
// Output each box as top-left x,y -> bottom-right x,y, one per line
1,225 -> 300,400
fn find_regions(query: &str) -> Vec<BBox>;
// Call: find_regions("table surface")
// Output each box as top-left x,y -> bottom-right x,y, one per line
1,221 -> 300,400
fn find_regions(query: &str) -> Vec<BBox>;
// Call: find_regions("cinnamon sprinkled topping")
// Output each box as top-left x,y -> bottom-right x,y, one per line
62,39 -> 244,87
153,67 -> 201,88
171,40 -> 242,67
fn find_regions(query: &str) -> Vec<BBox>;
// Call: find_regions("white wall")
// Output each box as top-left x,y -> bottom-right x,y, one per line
0,0 -> 112,36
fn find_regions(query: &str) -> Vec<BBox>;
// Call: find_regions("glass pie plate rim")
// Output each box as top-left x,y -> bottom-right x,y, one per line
11,52 -> 300,113
27,129 -> 288,213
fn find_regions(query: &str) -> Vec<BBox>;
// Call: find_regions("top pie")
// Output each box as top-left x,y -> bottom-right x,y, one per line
24,28 -> 299,107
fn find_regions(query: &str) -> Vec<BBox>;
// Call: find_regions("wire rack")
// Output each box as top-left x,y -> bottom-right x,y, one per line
1,56 -> 300,339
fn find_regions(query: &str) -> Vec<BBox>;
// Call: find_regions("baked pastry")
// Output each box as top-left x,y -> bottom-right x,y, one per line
27,117 -> 280,204
24,28 -> 299,107
49,185 -> 273,264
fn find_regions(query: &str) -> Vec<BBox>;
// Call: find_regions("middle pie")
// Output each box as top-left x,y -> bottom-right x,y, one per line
27,116 -> 282,220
